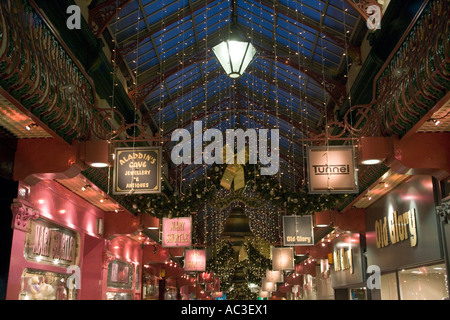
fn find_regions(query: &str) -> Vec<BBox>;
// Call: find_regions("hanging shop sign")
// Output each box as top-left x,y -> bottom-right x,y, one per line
162,217 -> 192,247
107,259 -> 134,289
198,272 -> 214,284
272,247 -> 295,271
282,215 -> 314,246
375,208 -> 418,249
266,269 -> 283,283
212,291 -> 224,299
307,146 -> 358,194
113,147 -> 162,194
184,249 -> 206,272
24,218 -> 79,267
261,277 -> 277,292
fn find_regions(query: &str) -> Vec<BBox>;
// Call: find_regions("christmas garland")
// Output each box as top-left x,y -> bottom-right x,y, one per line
240,241 -> 271,286
206,239 -> 272,299
206,240 -> 236,292
118,162 -> 349,218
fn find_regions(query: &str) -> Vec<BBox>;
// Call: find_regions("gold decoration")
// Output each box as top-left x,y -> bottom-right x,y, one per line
220,146 -> 249,191
238,245 -> 248,262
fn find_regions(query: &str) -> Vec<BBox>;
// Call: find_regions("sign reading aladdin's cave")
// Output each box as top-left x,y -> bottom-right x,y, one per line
113,147 -> 161,194
307,146 -> 358,194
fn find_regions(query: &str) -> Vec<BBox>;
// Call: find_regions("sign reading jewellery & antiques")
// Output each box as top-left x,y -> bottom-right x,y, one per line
113,147 -> 162,194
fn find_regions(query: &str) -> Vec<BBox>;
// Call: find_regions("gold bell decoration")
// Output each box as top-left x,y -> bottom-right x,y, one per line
220,145 -> 249,191
238,245 -> 249,262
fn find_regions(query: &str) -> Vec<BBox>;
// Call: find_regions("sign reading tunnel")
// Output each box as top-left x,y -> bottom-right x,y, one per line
307,146 -> 358,194
113,147 -> 162,194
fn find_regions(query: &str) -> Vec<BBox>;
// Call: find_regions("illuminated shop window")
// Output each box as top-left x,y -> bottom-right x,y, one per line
398,263 -> 449,300
142,274 -> 159,300
380,272 -> 398,300
19,268 -> 77,300
106,292 -> 133,300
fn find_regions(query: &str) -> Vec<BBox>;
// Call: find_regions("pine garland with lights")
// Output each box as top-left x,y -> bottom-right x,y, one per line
227,285 -> 258,300
118,162 -> 349,217
240,241 -> 271,286
206,240 -> 236,292
206,240 -> 271,299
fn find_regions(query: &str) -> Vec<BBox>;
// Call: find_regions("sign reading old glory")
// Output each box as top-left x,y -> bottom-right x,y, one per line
283,215 -> 314,246
113,147 -> 162,194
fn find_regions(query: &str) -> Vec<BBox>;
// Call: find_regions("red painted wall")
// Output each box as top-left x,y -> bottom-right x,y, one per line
6,180 -> 104,300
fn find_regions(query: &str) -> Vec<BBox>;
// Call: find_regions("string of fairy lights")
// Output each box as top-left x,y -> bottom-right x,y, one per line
106,0 -> 120,197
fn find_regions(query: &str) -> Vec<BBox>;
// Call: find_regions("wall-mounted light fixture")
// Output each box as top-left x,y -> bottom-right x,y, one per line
25,123 -> 38,131
428,111 -> 449,127
60,83 -> 76,94
81,184 -> 91,191
359,136 -> 392,165
314,210 -> 336,227
84,140 -> 110,168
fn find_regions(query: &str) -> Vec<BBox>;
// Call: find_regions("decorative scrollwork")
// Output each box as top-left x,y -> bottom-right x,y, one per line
0,0 -> 97,142
10,200 -> 39,231
319,0 -> 450,141
344,104 -> 380,137
102,250 -> 116,269
309,104 -> 380,141
90,107 -> 157,142
375,0 -> 449,137
90,108 -> 126,141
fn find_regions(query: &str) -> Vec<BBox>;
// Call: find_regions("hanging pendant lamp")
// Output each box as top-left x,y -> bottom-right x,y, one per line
212,38 -> 256,78
212,0 -> 256,78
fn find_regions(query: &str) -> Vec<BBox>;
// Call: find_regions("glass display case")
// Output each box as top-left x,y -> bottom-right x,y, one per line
19,268 -> 77,300
164,286 -> 178,300
106,292 -> 133,300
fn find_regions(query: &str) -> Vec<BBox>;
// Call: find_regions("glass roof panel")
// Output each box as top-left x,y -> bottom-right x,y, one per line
107,0 -> 363,185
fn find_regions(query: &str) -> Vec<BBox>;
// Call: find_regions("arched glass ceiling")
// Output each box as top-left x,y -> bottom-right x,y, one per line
108,0 -> 360,187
